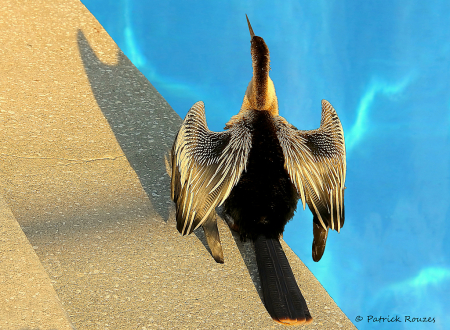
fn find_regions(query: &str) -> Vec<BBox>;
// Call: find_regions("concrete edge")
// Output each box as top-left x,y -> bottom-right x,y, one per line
0,195 -> 75,330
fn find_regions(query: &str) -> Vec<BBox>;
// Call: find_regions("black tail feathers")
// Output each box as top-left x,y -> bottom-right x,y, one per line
254,235 -> 313,325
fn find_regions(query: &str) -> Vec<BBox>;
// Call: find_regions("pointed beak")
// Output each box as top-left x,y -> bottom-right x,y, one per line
246,14 -> 255,39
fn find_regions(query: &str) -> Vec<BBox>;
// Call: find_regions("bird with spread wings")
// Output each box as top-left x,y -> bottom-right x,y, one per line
170,15 -> 346,326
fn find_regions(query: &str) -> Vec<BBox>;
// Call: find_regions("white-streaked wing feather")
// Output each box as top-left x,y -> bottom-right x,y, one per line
171,101 -> 252,235
275,99 -> 346,232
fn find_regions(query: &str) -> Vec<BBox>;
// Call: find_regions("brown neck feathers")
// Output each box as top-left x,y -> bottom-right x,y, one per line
251,36 -> 270,109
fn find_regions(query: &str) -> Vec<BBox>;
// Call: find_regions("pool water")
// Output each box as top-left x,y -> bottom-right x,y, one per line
81,1 -> 450,329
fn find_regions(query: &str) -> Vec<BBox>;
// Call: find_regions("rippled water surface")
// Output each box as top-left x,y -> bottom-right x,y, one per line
81,1 -> 450,328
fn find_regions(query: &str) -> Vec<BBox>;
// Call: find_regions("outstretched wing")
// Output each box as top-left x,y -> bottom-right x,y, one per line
275,100 -> 346,232
171,101 -> 252,236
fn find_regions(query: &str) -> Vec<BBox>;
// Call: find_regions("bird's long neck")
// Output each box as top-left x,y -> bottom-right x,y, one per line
251,36 -> 270,104
250,36 -> 278,112
225,17 -> 279,129
241,34 -> 278,116
251,37 -> 278,111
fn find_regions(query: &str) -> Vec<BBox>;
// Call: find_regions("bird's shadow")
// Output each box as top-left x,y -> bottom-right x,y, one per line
77,29 -> 181,222
228,225 -> 264,302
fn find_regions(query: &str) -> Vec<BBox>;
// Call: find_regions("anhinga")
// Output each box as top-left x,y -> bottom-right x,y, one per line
170,15 -> 346,325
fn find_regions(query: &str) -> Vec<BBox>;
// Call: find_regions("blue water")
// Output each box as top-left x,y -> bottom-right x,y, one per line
81,1 -> 450,329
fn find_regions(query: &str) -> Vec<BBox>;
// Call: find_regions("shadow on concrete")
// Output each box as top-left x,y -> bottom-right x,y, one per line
215,208 -> 265,302
193,215 -> 264,302
77,30 -> 226,260
77,29 -> 181,222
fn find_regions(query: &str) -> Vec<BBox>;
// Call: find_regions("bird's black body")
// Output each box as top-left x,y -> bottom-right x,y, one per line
221,110 -> 313,324
223,110 -> 298,240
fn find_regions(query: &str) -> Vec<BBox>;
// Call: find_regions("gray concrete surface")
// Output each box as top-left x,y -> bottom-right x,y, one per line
0,195 -> 74,330
0,0 -> 357,329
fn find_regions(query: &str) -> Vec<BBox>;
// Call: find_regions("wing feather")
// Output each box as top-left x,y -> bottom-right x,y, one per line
275,99 -> 346,232
171,101 -> 252,235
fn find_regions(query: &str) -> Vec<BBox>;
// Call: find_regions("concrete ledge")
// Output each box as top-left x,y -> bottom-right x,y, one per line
0,196 -> 74,330
0,0 -> 356,328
